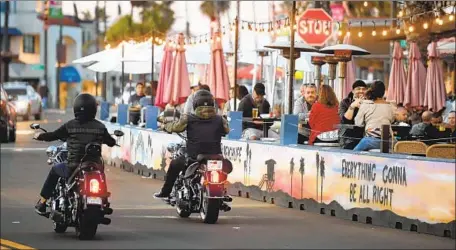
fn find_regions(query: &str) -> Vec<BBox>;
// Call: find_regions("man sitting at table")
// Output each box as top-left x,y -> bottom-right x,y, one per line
128,82 -> 146,125
238,83 -> 271,140
410,111 -> 432,137
424,112 -> 452,145
339,80 -> 367,149
293,83 -> 317,144
393,107 -> 411,126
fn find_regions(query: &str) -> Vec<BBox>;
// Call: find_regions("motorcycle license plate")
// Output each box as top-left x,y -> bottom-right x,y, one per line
207,160 -> 222,171
86,197 -> 102,205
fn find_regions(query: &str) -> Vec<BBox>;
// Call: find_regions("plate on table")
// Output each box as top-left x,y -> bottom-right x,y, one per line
259,114 -> 271,119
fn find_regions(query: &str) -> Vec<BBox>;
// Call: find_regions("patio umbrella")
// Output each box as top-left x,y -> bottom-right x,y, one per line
341,34 -> 356,98
404,42 -> 427,108
207,32 -> 230,106
386,41 -> 407,105
423,41 -> 446,112
163,33 -> 191,106
155,43 -> 175,108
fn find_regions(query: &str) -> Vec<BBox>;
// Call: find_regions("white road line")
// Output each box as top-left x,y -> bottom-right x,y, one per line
117,215 -> 254,219
15,130 -> 34,135
0,147 -> 47,152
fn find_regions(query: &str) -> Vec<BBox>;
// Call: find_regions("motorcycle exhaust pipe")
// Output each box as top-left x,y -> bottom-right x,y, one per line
100,217 -> 111,225
103,207 -> 113,215
223,196 -> 233,202
220,203 -> 231,212
50,211 -> 64,222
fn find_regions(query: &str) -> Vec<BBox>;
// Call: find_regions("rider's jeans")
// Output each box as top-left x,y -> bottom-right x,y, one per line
161,156 -> 186,196
40,163 -> 70,199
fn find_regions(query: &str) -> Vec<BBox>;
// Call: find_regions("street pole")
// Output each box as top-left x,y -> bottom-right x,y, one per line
95,1 -> 100,97
55,24 -> 63,109
102,0 -> 107,101
1,0 -> 11,83
287,1 -> 296,114
233,0 -> 240,111
121,43 -> 125,104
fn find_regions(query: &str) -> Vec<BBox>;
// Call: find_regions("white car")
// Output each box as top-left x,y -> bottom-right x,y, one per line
3,82 -> 42,121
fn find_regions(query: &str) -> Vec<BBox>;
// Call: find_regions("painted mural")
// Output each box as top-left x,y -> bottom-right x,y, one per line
103,123 -> 456,225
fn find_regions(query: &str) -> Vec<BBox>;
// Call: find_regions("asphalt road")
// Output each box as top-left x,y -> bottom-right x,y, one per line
1,111 -> 455,249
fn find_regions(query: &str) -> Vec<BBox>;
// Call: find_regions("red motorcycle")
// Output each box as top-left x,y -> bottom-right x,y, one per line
31,123 -> 123,240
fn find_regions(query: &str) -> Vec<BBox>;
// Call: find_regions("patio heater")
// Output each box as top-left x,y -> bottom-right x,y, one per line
323,56 -> 338,89
319,44 -> 370,100
307,52 -> 329,90
264,41 -> 317,114
256,49 -> 273,81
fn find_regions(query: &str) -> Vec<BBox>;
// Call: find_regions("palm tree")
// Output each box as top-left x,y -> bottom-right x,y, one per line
320,157 -> 325,203
299,157 -> 305,199
289,158 -> 295,197
200,1 -> 230,34
81,10 -> 92,21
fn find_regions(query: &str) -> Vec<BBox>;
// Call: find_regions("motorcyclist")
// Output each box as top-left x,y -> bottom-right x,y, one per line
154,89 -> 230,199
34,93 -> 117,216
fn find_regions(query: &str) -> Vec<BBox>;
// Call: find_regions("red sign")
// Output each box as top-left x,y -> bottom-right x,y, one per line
297,8 -> 333,47
330,3 -> 345,22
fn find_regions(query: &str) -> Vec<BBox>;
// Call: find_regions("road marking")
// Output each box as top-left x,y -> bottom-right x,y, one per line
112,203 -> 273,210
14,130 -> 34,135
118,215 -> 254,219
0,239 -> 35,250
0,147 -> 47,152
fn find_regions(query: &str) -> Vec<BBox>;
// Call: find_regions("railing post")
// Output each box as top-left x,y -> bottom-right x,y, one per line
146,106 -> 160,130
280,114 -> 299,145
100,101 -> 110,121
227,111 -> 242,140
381,124 -> 391,153
117,104 -> 129,125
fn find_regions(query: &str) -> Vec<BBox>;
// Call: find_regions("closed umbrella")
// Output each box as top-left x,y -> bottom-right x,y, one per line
423,41 -> 446,112
207,32 -> 230,106
387,41 -> 406,105
155,43 -> 175,108
163,33 -> 191,106
404,42 -> 427,108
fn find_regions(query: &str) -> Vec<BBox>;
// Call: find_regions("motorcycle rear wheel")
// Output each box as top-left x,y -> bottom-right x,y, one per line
200,189 -> 220,224
76,207 -> 99,240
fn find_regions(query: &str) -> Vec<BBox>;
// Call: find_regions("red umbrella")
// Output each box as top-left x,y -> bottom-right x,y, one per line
207,32 -> 230,106
163,33 -> 191,106
155,43 -> 175,108
387,41 -> 406,105
404,42 -> 427,108
423,41 -> 446,112
237,64 -> 284,80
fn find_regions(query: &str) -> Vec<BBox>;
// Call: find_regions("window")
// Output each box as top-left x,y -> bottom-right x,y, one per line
23,35 -> 35,54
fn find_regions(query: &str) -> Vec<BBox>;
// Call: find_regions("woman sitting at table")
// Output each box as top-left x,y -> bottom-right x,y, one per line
354,81 -> 395,151
308,85 -> 340,145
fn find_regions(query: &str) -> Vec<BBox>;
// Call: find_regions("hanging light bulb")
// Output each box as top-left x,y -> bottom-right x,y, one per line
346,30 -> 351,36
338,30 -> 343,36
293,24 -> 297,30
450,14 -> 455,21
423,22 -> 429,29
363,1 -> 368,7
396,27 -> 401,34
438,19 -> 444,25
358,31 -> 363,37
398,10 -> 403,17
408,25 -> 414,32
372,30 -> 377,36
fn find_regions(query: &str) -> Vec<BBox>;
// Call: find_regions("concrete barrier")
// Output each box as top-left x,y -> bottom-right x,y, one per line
102,122 -> 456,239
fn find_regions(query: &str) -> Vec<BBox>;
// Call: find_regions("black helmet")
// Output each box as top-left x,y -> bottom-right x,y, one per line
192,89 -> 214,110
73,93 -> 97,121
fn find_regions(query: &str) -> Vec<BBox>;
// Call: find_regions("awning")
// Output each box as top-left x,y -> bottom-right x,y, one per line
60,66 -> 81,83
1,27 -> 22,36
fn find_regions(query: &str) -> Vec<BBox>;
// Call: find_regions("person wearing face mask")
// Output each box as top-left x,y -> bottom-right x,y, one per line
338,80 -> 367,149
293,84 -> 317,144
238,83 -> 271,140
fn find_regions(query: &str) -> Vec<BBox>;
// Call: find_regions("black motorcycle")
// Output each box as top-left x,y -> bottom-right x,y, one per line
31,123 -> 124,240
165,133 -> 233,224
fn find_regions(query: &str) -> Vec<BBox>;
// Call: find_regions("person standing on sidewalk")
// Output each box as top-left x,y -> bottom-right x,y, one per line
39,80 -> 49,109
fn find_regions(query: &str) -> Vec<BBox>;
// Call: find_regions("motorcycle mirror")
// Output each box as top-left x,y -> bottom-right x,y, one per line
114,130 -> 124,137
30,123 -> 40,130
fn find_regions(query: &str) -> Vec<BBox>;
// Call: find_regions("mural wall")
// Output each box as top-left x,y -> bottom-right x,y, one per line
103,123 -> 456,225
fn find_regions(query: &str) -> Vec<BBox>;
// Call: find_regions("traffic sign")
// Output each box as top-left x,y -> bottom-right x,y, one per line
297,8 -> 333,47
31,64 -> 45,71
49,0 -> 63,19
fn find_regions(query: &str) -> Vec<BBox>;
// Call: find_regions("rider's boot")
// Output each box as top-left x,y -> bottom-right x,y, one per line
34,198 -> 47,216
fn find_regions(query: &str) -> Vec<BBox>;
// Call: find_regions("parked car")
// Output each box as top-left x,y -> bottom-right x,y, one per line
0,85 -> 17,143
3,82 -> 42,120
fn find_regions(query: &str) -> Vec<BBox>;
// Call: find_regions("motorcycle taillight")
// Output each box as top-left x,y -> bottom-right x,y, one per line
83,172 -> 107,197
90,179 -> 100,194
205,170 -> 227,184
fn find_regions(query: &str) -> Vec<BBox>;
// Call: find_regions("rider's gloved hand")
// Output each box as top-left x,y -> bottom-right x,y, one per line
33,132 -> 42,140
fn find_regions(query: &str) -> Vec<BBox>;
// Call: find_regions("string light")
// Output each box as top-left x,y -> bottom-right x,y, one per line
337,22 -> 343,36
364,1 -> 368,7
408,25 -> 414,32
382,20 -> 387,36
423,22 -> 429,29
371,21 -> 376,36
398,10 -> 403,17
396,27 -> 401,34
450,14 -> 454,21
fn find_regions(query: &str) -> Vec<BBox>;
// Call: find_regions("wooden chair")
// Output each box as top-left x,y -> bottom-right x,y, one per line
426,144 -> 456,159
394,141 -> 428,155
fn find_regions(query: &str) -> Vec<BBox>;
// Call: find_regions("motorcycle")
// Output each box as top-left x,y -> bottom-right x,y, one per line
30,123 -> 124,240
164,132 -> 233,224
